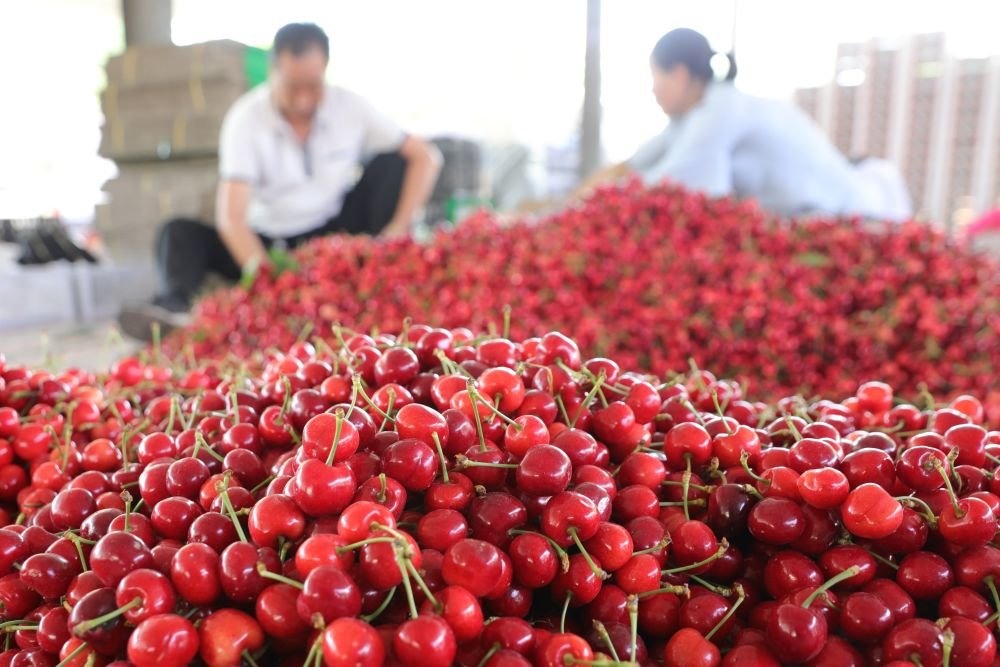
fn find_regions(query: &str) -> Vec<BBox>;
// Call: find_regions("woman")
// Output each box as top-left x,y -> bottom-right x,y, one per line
591,28 -> 911,222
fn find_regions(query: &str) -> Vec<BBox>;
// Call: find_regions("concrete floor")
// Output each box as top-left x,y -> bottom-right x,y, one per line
1,320 -> 140,372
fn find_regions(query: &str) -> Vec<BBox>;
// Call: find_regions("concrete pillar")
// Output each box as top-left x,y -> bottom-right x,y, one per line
122,0 -> 172,47
579,0 -> 602,179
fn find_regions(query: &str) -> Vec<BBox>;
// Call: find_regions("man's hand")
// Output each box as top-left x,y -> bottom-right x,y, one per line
380,217 -> 411,239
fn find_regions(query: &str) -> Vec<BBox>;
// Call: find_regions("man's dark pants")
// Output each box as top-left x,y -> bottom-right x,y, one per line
155,152 -> 405,310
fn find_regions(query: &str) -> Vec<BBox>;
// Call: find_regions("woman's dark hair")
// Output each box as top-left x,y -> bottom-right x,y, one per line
651,28 -> 737,82
273,23 -> 329,60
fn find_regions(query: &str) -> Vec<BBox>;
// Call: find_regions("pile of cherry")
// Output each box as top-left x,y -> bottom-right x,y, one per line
1,323 -> 999,666
168,179 -> 1000,406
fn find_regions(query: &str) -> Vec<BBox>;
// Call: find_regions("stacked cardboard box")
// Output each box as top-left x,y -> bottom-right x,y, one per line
98,40 -> 267,263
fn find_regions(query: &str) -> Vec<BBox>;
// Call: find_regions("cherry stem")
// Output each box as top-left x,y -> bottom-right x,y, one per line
592,620 -> 621,662
64,532 -> 90,572
985,576 -> 1000,616
704,583 -> 745,641
783,416 -> 803,442
803,566 -> 861,608
432,433 -> 450,484
393,543 -> 419,619
336,536 -> 397,554
637,584 -> 689,599
73,597 -> 141,636
627,594 -> 639,662
469,389 -> 489,453
467,381 -> 520,429
661,480 -> 711,492
502,305 -> 512,340
689,575 -> 732,596
278,377 -> 293,423
933,460 -> 963,516
478,642 -> 502,667
711,392 -> 733,434
193,432 -> 225,463
55,641 -> 90,667
662,542 -> 728,575
256,562 -> 303,590
352,378 -> 396,425
455,455 -> 518,470
739,452 -> 767,484
405,559 -> 440,610
242,649 -> 261,667
894,495 -> 939,525
324,411 -> 345,466
634,536 -> 671,556
560,591 -> 572,634
301,638 -> 322,667
554,393 -> 572,427
682,399 -> 707,428
216,473 -> 248,543
249,474 -> 276,495
681,457 -> 693,520
942,627 -> 955,667
986,453 -> 1000,467
572,372 -> 607,427
568,528 -> 608,580
509,529 -> 571,572
739,484 -> 765,500
866,549 -> 899,570
658,500 -> 707,508
1,625 -> 38,632
378,390 -> 397,434
361,586 -> 397,623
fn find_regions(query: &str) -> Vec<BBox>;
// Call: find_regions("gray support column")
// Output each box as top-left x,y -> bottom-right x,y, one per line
122,0 -> 172,47
579,0 -> 602,180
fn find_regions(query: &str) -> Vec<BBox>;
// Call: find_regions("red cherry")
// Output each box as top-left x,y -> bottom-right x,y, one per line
516,445 -> 572,497
841,483 -> 903,539
198,608 -> 264,667
393,614 -> 457,667
663,627 -> 720,667
443,539 -> 504,597
322,617 -> 386,667
127,613 -> 199,667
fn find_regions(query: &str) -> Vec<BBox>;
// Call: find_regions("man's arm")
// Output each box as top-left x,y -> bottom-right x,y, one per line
381,136 -> 443,237
216,180 -> 267,270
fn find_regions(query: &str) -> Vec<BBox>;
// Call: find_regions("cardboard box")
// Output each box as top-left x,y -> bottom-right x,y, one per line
105,40 -> 267,87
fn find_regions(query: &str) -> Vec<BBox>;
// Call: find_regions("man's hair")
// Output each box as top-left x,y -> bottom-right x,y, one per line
272,23 -> 329,60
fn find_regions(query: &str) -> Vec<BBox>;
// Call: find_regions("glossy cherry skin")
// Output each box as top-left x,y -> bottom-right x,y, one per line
323,617 -> 386,667
516,445 -> 572,497
747,497 -> 806,545
127,613 -> 199,667
841,483 -> 903,539
663,627 -> 719,667
881,618 -> 943,666
941,615 -> 997,667
198,608 -> 265,667
839,591 -> 894,643
255,582 -> 310,639
420,585 -> 484,643
18,553 -> 75,600
393,614 -> 457,667
89,530 -> 155,588
296,565 -> 362,625
170,542 -> 221,606
895,551 -> 953,601
509,532 -> 559,589
218,542 -> 280,604
765,603 -> 827,663
115,568 -> 176,624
